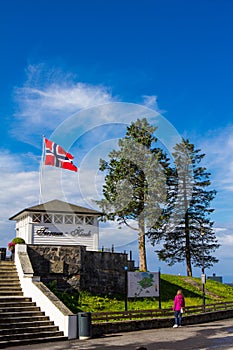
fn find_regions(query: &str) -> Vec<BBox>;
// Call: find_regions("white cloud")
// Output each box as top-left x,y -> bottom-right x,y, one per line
196,125 -> 233,232
142,95 -> 158,108
200,125 -> 233,192
141,95 -> 166,115
11,64 -> 117,146
214,227 -> 228,233
219,233 -> 233,246
0,151 -> 40,247
0,150 -> 24,172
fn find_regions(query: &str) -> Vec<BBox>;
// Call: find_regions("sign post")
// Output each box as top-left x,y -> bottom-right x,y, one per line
158,267 -> 162,309
124,266 -> 128,311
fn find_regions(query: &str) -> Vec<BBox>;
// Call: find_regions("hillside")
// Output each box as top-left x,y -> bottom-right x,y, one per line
161,274 -> 233,306
49,274 -> 233,313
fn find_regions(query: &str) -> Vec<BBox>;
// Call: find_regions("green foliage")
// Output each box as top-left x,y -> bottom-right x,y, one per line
148,139 -> 219,276
97,118 -> 168,224
11,237 -> 25,244
8,237 -> 26,251
96,118 -> 170,271
47,274 -> 233,312
47,280 -> 82,313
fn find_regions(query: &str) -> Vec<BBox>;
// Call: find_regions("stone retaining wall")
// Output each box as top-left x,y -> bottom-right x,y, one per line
92,309 -> 233,336
27,245 -> 134,295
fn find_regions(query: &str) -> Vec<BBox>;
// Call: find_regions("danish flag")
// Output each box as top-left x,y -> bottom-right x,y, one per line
44,138 -> 78,172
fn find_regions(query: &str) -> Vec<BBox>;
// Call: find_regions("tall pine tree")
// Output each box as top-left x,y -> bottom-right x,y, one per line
148,139 -> 219,276
96,118 -> 170,271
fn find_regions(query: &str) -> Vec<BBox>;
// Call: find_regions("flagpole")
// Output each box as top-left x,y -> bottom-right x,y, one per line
39,135 -> 45,204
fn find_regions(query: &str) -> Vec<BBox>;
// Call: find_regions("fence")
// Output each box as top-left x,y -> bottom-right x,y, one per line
92,300 -> 233,323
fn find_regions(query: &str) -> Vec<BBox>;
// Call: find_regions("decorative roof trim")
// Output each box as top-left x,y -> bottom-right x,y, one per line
9,199 -> 102,221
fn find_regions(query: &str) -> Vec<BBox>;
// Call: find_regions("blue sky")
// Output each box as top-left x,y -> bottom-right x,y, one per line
1,0 -> 233,281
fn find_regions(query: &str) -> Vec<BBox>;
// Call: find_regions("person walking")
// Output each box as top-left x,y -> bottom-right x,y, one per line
172,289 -> 185,328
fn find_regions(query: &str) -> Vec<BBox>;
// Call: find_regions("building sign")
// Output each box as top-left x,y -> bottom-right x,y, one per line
68,227 -> 91,237
32,222 -> 97,250
36,226 -> 92,237
127,271 -> 160,298
36,227 -> 63,236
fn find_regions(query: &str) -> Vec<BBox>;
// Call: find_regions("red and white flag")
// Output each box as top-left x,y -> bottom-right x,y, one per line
44,138 -> 78,172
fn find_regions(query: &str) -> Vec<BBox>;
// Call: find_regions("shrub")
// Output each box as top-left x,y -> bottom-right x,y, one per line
11,237 -> 25,244
8,237 -> 25,252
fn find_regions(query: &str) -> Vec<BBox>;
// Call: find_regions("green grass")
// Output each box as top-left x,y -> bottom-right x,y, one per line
47,274 -> 233,313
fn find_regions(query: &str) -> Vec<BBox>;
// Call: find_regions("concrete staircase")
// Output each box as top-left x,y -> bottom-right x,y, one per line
0,261 -> 67,348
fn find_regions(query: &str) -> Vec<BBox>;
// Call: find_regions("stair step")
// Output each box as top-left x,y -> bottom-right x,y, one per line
0,266 -> 17,270
0,306 -> 40,312
0,271 -> 17,274
0,325 -> 59,335
2,310 -> 46,318
0,286 -> 21,290
0,262 -> 67,348
0,292 -> 23,296
0,320 -> 54,328
0,315 -> 50,323
0,272 -> 19,275
0,335 -> 67,349
0,282 -> 20,285
0,296 -> 32,302
0,263 -> 16,266
0,301 -> 36,307
0,283 -> 21,288
0,279 -> 20,288
0,330 -> 64,341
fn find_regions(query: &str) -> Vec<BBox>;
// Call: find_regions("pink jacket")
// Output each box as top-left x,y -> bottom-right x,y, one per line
173,294 -> 185,311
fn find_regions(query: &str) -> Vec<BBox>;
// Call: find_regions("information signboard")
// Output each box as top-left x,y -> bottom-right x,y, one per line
127,271 -> 160,298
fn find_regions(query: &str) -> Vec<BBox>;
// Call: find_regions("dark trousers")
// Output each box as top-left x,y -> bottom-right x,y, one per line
174,310 -> 182,326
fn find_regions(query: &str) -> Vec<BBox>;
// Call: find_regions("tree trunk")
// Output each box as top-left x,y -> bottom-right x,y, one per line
185,212 -> 192,276
138,215 -> 147,271
182,165 -> 193,277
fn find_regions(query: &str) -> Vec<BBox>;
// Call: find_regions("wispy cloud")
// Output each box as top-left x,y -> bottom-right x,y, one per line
0,151 -> 40,246
142,95 -> 158,108
194,125 -> 233,230
11,64 -> 117,146
141,95 -> 166,115
200,125 -> 233,192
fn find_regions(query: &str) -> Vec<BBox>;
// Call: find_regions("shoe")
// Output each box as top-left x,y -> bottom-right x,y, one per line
178,325 -> 182,327
173,324 -> 178,328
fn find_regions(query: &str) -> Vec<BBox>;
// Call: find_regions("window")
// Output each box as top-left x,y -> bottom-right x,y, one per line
32,214 -> 41,223
44,214 -> 52,223
54,214 -> 63,224
75,216 -> 84,224
85,216 -> 94,225
64,215 -> 73,224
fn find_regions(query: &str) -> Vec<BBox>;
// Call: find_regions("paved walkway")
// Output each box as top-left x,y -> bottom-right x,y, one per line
6,318 -> 233,350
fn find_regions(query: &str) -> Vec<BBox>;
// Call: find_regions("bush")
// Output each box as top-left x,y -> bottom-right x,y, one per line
11,237 -> 25,244
8,237 -> 25,252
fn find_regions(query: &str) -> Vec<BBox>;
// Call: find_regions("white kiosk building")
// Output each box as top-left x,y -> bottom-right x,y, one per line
9,199 -> 101,251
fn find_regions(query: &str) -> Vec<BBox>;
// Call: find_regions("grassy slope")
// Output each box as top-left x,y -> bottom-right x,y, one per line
161,274 -> 233,307
50,274 -> 233,313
